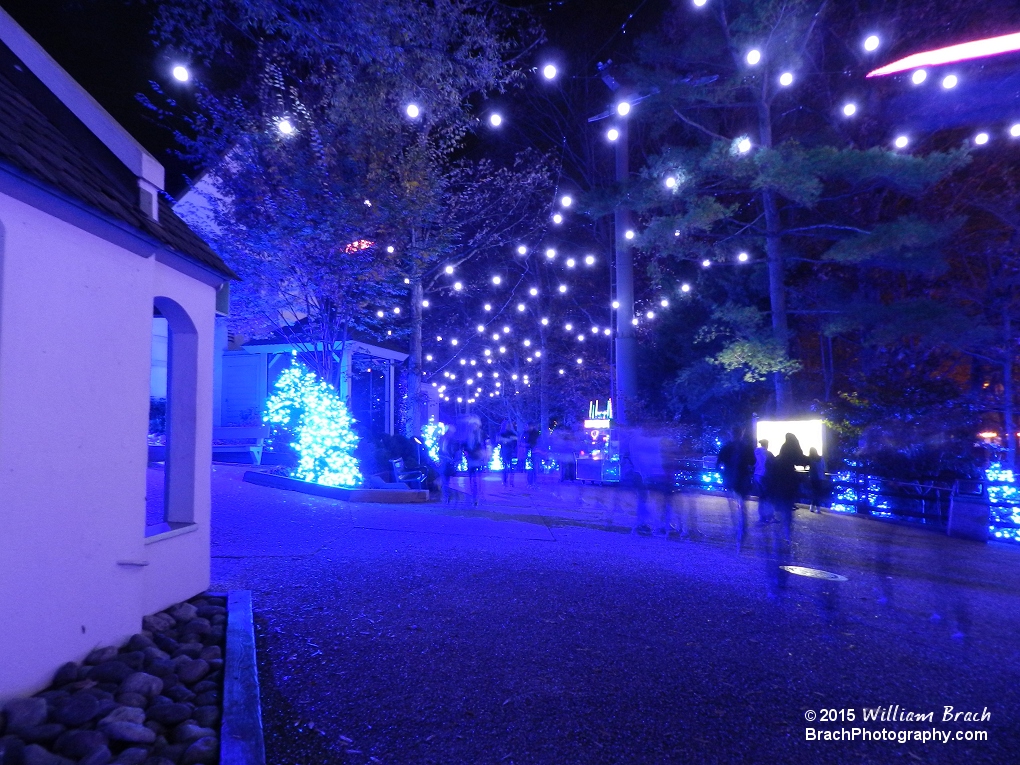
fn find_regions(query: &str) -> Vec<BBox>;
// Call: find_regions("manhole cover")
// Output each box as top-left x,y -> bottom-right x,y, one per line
780,566 -> 847,581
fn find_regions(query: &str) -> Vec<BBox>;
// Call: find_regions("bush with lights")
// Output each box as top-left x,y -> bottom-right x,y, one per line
264,360 -> 362,487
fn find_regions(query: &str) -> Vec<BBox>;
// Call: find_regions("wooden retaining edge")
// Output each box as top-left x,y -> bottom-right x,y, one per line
243,470 -> 429,503
221,590 -> 266,765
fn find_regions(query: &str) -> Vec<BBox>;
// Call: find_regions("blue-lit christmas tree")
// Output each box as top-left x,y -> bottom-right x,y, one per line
264,360 -> 361,487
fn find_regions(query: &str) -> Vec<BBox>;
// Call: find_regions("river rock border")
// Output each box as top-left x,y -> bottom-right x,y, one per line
0,591 -> 261,765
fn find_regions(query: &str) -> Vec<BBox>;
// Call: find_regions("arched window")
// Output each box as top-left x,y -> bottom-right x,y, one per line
147,296 -> 199,532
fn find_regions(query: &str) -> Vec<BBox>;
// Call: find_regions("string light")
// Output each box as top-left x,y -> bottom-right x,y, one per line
553,213 -> 563,224
543,64 -> 558,80
974,132 -> 989,145
477,324 -> 485,332
779,72 -> 793,86
660,299 -> 669,307
612,300 -> 620,309
646,311 -> 655,319
738,252 -> 749,262
863,35 -> 880,52
681,283 -> 691,293
737,137 -> 752,153
541,317 -> 549,325
517,303 -> 526,311
489,113 -> 502,127
911,69 -> 927,84
454,281 -> 463,290
617,102 -> 631,116
665,176 -> 677,188
607,128 -> 620,141
492,275 -> 502,285
625,230 -> 635,239
172,65 -> 190,82
746,49 -> 761,65
693,0 -> 707,6
445,265 -> 454,274
702,259 -> 711,267
558,284 -> 567,293
894,135 -> 909,148
561,195 -> 573,207
546,248 -> 557,259
843,103 -> 857,117
566,258 -> 576,268
942,74 -> 958,89
585,255 -> 596,265
517,245 -> 528,255
422,299 -> 429,307
406,103 -> 420,118
277,118 -> 295,135
484,303 -> 492,311
376,310 -> 384,318
1011,124 -> 1020,137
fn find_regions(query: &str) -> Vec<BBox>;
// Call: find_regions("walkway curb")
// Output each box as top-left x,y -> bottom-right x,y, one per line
243,470 -> 429,502
221,590 -> 266,765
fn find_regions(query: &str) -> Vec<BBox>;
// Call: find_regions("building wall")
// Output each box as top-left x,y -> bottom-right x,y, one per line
0,191 -> 216,701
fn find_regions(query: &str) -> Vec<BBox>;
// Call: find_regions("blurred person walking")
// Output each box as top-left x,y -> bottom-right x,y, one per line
718,428 -> 755,549
769,433 -> 809,542
523,422 -> 540,486
753,439 -> 774,522
807,447 -> 826,513
498,419 -> 518,487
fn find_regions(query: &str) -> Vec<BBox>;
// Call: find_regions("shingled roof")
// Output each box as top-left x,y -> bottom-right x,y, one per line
0,39 -> 235,280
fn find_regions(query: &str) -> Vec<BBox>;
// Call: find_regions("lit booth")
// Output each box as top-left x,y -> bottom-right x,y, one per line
574,400 -> 621,484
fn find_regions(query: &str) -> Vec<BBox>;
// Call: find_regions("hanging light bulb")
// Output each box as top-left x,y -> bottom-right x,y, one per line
863,35 -> 880,52
585,255 -> 596,265
843,102 -> 857,117
779,72 -> 794,86
912,69 -> 927,84
172,65 -> 190,82
542,64 -> 558,80
746,49 -> 762,65
546,248 -> 556,259
406,103 -> 421,118
566,258 -> 576,268
561,195 -> 573,207
517,244 -> 528,255
607,128 -> 620,141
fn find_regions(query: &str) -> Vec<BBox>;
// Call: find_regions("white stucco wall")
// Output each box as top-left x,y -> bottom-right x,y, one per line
0,190 -> 217,701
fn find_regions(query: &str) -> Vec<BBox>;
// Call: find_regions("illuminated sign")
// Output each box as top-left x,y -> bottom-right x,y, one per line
584,419 -> 611,430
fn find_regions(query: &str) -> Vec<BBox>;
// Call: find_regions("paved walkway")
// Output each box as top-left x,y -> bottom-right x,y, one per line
209,466 -> 1020,765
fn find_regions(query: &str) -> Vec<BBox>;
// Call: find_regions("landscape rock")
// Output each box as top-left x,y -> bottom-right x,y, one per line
182,619 -> 211,637
54,729 -> 108,760
141,614 -> 175,634
163,686 -> 194,704
85,648 -> 118,666
120,674 -> 163,698
52,663 -> 79,688
117,653 -> 146,672
146,758 -> 177,765
20,724 -> 65,745
180,736 -> 218,765
176,661 -> 210,686
88,662 -> 132,684
171,723 -> 216,745
100,722 -> 155,746
197,646 -> 220,662
196,606 -> 225,620
78,746 -> 113,765
142,647 -> 170,663
191,706 -> 219,729
112,746 -> 149,765
145,704 -> 192,727
126,635 -> 155,653
192,692 -> 219,708
171,645 -> 203,661
190,681 -> 217,696
150,634 -> 179,655
151,743 -> 187,763
0,736 -> 25,764
2,698 -> 48,734
115,694 -> 148,709
54,693 -> 100,726
99,707 -> 145,727
22,743 -> 73,765
143,660 -> 174,679
167,603 -> 198,624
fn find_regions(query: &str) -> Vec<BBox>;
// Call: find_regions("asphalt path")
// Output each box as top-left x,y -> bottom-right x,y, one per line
209,465 -> 1020,765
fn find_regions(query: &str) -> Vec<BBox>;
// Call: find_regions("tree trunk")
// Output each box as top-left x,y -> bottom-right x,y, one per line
1004,311 -> 1016,469
540,326 -> 549,449
408,276 -> 424,436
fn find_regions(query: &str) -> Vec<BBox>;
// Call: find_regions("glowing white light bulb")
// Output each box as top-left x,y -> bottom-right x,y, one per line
607,128 -> 620,141
277,118 -> 295,135
524,339 -> 531,347
604,328 -> 611,336
746,49 -> 761,66
843,103 -> 857,117
558,284 -> 567,293
625,230 -> 635,240
543,64 -> 557,80
517,244 -> 527,255
646,311 -> 655,319
942,74 -> 958,89
912,69 -> 927,85
553,213 -> 563,224
546,248 -> 556,259
577,335 -> 585,342
693,0 -> 707,6
451,338 -> 459,345
503,326 -> 510,333
477,325 -> 485,333
612,300 -> 620,309
517,303 -> 526,311
376,310 -> 384,318
681,283 -> 691,293
566,258 -> 576,268
1011,124 -> 1020,137
738,251 -> 749,262
561,195 -> 573,207
974,132 -> 989,145
454,281 -> 463,290
393,307 -> 400,314
445,265 -> 454,274
484,303 -> 492,311
406,103 -> 420,118
492,275 -> 502,285
617,102 -> 631,116
779,72 -> 793,87
172,65 -> 190,82
426,354 -> 433,361
585,255 -> 595,265
422,299 -> 429,307
737,137 -> 752,153
489,113 -> 502,127
541,317 -> 549,325
894,135 -> 909,149
665,176 -> 677,189
559,369 -> 565,375
702,259 -> 711,267
565,323 -> 573,331
660,299 -> 669,307
864,35 -> 880,52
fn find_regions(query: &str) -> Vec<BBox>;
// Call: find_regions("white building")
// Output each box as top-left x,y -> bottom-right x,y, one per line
0,8 -> 234,701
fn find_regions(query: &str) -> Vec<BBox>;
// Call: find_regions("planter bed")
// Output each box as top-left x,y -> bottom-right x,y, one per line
0,591 -> 262,765
242,471 -> 428,503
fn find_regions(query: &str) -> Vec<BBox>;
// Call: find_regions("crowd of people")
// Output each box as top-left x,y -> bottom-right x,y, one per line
437,415 -> 541,504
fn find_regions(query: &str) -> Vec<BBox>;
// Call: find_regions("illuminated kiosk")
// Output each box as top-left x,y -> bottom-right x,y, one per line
755,418 -> 825,467
575,400 -> 621,484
